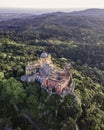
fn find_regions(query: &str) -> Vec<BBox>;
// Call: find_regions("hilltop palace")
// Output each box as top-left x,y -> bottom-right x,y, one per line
21,52 -> 75,97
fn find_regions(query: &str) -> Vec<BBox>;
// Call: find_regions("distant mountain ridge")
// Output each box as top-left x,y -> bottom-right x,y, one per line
39,8 -> 104,17
0,8 -> 104,21
69,8 -> 104,18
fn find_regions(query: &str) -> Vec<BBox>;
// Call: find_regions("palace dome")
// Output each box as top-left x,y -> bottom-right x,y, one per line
40,52 -> 48,58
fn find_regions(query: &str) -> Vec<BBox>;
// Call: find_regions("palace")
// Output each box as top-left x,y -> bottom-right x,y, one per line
21,52 -> 75,96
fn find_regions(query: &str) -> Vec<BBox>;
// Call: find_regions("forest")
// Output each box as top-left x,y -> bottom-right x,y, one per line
0,9 -> 104,130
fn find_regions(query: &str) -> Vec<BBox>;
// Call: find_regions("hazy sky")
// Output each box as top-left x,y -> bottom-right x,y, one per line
0,0 -> 104,9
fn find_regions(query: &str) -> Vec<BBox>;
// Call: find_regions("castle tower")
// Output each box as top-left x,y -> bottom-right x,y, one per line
65,63 -> 71,78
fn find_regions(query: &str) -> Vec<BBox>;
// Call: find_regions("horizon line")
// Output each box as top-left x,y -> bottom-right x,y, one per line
0,7 -> 104,9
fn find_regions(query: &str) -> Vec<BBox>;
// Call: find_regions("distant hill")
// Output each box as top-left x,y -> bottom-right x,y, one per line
69,8 -> 104,17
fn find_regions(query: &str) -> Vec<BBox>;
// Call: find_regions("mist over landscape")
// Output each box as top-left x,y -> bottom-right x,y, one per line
0,8 -> 84,14
0,7 -> 104,130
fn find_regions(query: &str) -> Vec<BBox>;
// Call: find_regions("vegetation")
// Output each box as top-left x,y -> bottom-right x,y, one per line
0,9 -> 104,130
